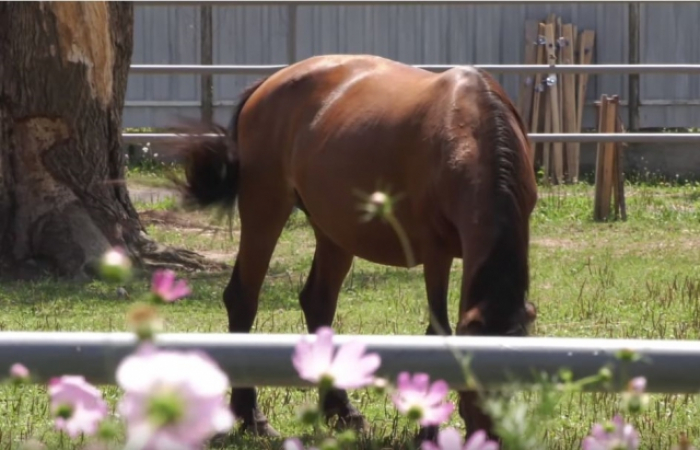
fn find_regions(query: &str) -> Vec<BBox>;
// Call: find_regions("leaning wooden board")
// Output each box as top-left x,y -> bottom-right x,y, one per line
544,22 -> 564,184
575,30 -> 596,177
517,19 -> 540,141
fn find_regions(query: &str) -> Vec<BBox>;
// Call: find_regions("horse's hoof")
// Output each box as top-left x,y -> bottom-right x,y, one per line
334,414 -> 370,434
415,425 -> 439,445
241,420 -> 282,438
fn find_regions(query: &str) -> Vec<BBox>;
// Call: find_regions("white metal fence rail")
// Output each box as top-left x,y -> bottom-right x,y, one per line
3,332 -> 700,393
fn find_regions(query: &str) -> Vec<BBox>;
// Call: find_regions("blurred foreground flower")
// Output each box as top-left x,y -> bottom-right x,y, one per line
150,269 -> 191,303
360,191 -> 393,222
116,345 -> 234,449
392,372 -> 454,426
10,363 -> 30,382
422,428 -> 499,450
581,415 -> 639,450
48,376 -> 108,438
99,247 -> 133,283
284,437 -> 318,450
292,326 -> 381,390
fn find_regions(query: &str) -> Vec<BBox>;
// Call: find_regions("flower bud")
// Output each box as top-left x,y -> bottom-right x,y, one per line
372,377 -> 389,396
598,367 -> 613,382
362,191 -> 393,221
616,348 -> 640,363
9,363 -> 30,384
127,303 -> 162,342
99,247 -> 133,284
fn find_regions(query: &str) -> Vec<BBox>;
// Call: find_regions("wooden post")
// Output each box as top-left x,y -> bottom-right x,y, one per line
614,113 -> 628,221
200,5 -> 214,123
594,95 -> 626,222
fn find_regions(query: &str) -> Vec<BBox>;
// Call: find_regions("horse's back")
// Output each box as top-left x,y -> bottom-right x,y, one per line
233,55 -> 514,267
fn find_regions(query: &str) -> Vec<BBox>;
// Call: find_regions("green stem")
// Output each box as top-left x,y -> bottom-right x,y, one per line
385,213 -> 415,268
314,382 -> 330,442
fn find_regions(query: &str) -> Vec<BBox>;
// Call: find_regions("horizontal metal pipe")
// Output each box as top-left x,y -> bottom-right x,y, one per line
2,332 -> 700,393
129,64 -> 700,76
121,132 -> 700,144
137,0 -> 660,6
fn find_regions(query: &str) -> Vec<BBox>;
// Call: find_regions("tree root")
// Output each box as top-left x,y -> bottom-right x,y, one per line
135,234 -> 230,273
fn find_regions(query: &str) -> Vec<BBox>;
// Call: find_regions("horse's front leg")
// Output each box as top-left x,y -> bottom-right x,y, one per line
298,227 -> 366,432
415,246 -> 454,444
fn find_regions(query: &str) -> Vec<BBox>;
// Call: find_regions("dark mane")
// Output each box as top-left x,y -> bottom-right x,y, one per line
470,69 -> 533,332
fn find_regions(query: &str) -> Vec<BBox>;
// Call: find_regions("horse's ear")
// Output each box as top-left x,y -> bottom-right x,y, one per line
524,301 -> 537,324
456,306 -> 485,336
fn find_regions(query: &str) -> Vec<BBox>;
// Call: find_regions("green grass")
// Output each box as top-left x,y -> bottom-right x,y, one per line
2,175 -> 700,450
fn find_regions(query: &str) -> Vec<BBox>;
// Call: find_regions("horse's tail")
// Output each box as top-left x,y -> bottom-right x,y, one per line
170,76 -> 269,214
467,69 -> 536,329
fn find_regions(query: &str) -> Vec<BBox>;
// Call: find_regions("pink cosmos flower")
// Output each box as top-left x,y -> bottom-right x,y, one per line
391,372 -> 454,426
291,326 -> 381,389
115,345 -> 234,450
422,428 -> 499,450
151,269 -> 191,303
582,415 -> 640,450
10,363 -> 29,379
48,375 -> 108,438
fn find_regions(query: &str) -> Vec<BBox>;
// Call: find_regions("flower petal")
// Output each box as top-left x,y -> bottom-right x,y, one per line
330,341 -> 380,388
425,379 -> 450,404
283,438 -> 305,450
437,427 -> 464,449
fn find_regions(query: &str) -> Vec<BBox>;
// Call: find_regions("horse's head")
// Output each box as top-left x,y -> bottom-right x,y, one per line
456,300 -> 537,337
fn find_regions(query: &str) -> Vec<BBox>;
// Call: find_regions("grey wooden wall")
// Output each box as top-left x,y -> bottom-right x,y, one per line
124,3 -> 700,131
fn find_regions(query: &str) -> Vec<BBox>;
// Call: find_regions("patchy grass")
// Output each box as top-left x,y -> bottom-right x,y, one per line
2,177 -> 700,450
125,162 -> 183,189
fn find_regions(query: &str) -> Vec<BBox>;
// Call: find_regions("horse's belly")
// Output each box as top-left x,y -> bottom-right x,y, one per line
323,219 -> 424,268
296,183 -> 429,268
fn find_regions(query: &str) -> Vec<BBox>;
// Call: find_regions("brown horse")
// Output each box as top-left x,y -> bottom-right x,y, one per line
172,54 -> 538,443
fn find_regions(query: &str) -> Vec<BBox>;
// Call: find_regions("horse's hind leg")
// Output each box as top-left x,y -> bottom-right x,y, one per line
225,188 -> 295,437
298,224 -> 367,431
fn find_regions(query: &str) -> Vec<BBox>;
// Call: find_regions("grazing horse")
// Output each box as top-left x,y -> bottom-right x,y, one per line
172,54 -> 538,442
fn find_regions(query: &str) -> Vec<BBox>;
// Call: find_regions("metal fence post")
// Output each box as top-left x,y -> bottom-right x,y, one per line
200,4 -> 214,123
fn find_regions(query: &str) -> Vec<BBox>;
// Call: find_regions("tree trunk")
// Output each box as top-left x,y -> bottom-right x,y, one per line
0,1 -> 139,279
0,2 -> 209,280
0,2 -> 212,278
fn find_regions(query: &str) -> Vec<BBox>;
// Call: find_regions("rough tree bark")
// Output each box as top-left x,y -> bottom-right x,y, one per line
0,2 -> 207,280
